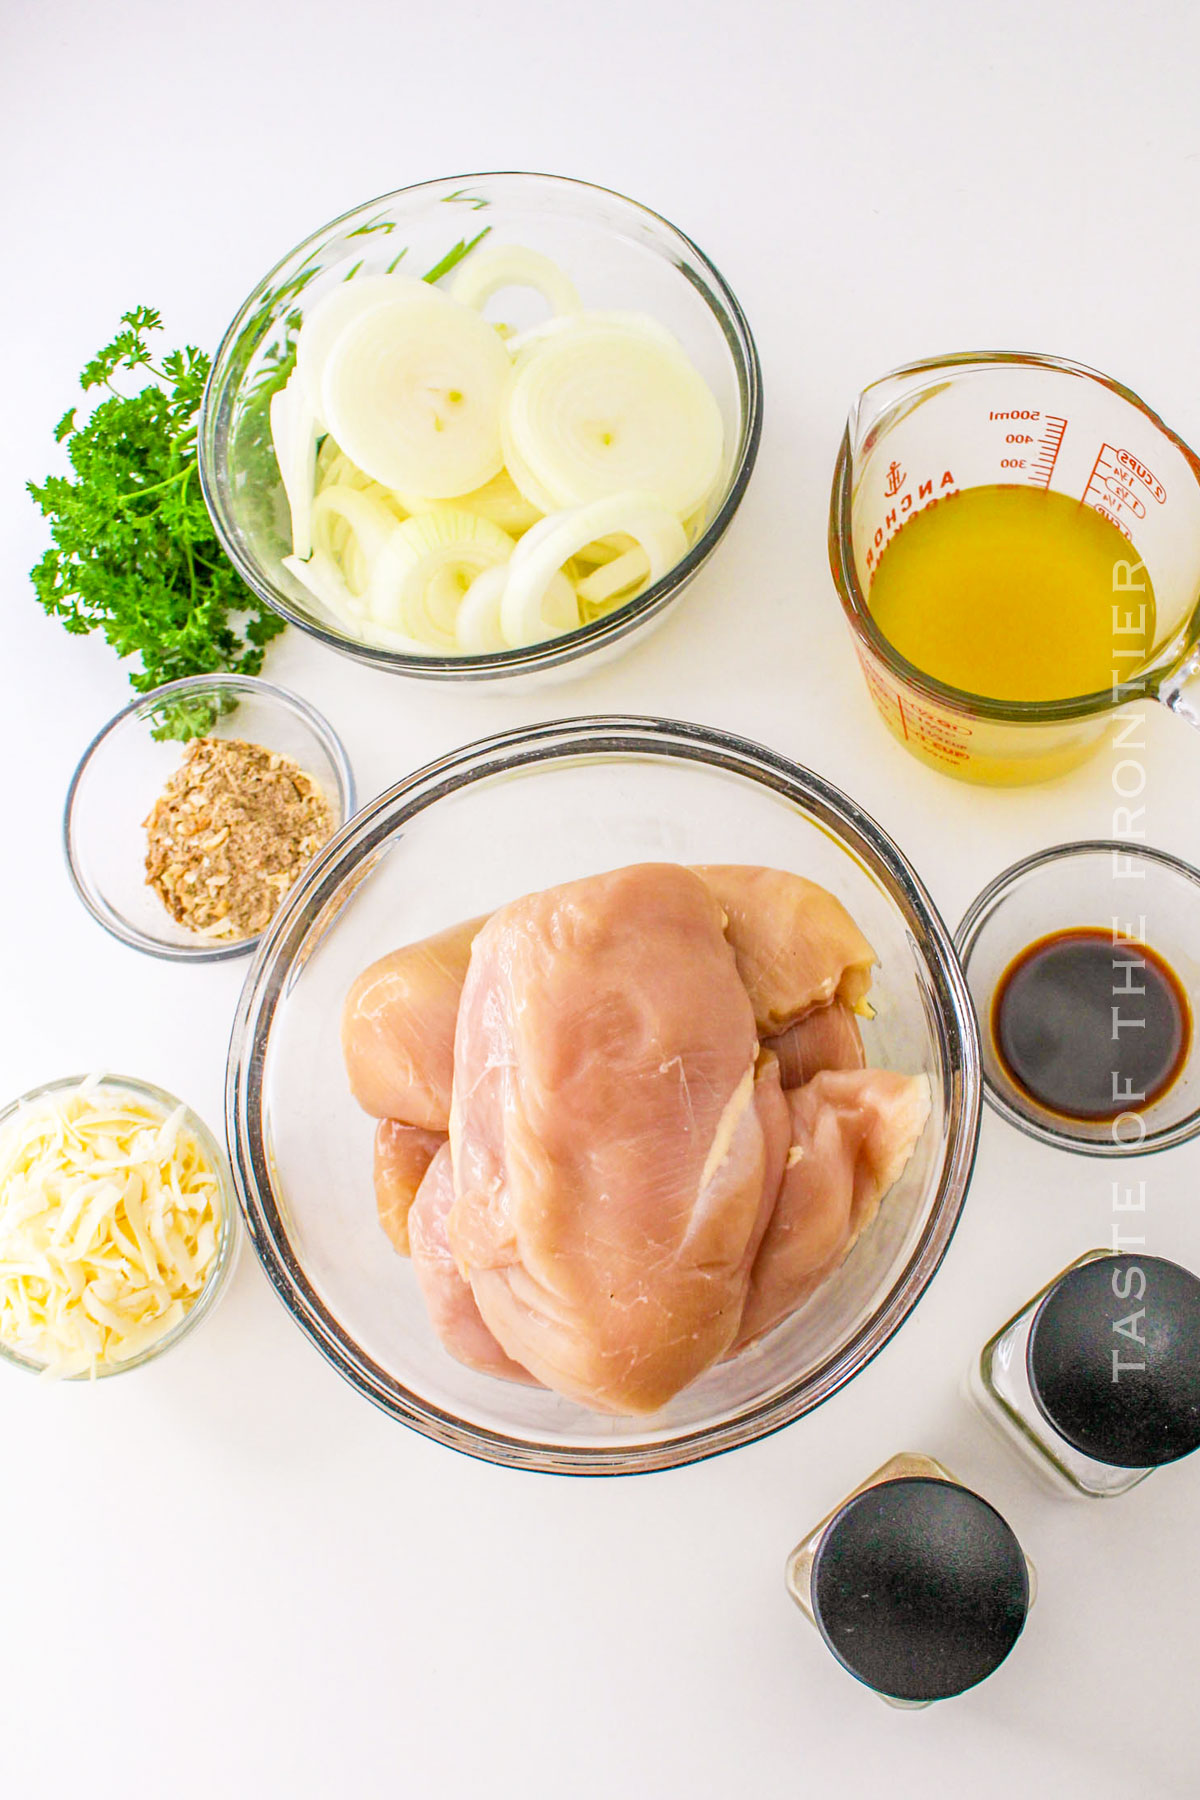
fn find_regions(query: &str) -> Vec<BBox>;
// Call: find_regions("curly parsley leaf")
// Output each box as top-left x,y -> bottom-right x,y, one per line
27,308 -> 285,738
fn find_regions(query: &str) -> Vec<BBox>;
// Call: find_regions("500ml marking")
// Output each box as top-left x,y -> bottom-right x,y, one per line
1083,444 -> 1167,537
987,409 -> 1068,486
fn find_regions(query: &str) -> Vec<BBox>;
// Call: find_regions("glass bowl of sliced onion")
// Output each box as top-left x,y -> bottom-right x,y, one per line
0,1075 -> 239,1379
227,717 -> 981,1472
199,173 -> 761,684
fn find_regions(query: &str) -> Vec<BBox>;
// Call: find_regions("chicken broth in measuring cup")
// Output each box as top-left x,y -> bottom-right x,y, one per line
867,485 -> 1157,704
829,353 -> 1200,784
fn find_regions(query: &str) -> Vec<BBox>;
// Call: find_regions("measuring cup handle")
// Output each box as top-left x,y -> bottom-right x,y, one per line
1158,644 -> 1200,732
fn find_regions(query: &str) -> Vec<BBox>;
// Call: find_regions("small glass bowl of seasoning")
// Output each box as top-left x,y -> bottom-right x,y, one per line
785,1452 -> 1034,1706
956,841 -> 1199,1155
64,675 -> 355,962
971,1250 -> 1200,1498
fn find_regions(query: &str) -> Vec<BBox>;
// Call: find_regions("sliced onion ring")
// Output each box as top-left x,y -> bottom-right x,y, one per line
450,244 -> 582,318
455,565 -> 508,653
577,545 -> 650,607
500,493 -> 684,647
269,369 -> 318,557
321,289 -> 512,498
311,485 -> 399,596
295,271 -> 426,417
369,508 -> 513,649
504,315 -> 724,516
284,552 -> 452,657
393,467 -> 541,534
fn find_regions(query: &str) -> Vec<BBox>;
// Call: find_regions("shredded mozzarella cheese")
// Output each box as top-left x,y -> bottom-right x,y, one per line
0,1080 -> 224,1378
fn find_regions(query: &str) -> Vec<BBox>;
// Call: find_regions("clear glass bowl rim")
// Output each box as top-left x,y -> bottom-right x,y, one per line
954,837 -> 1200,1157
0,1073 -> 240,1378
62,673 -> 357,964
198,170 -> 763,681
226,714 -> 982,1474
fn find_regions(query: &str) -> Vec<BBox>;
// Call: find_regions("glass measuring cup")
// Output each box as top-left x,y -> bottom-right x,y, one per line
829,352 -> 1200,784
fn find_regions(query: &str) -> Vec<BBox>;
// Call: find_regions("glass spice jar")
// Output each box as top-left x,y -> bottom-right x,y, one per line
785,1453 -> 1034,1708
971,1251 -> 1200,1498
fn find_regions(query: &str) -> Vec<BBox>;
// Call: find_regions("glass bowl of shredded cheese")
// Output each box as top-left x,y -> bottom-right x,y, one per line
64,674 -> 355,962
0,1075 -> 238,1378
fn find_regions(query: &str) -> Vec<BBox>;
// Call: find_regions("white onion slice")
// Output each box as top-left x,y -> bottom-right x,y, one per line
316,447 -> 376,495
500,493 -> 681,647
504,308 -> 680,362
311,485 -> 399,597
283,549 -> 367,623
455,565 -> 508,653
500,565 -> 579,649
269,369 -> 318,557
369,509 -> 514,649
321,289 -> 512,498
572,532 -> 637,565
295,272 -> 426,416
283,552 -> 433,654
499,427 -> 561,516
393,467 -> 540,534
315,433 -> 341,484
577,545 -> 650,606
315,449 -> 408,523
504,316 -> 724,516
449,244 -> 582,318
458,560 -> 579,653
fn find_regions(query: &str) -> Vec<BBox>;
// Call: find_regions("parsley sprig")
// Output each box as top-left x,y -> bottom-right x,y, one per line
28,307 -> 284,737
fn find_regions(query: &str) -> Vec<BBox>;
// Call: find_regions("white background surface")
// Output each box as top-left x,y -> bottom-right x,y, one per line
3,3 -> 1200,1794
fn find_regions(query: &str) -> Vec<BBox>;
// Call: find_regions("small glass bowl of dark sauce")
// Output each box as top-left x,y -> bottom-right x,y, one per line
956,842 -> 1199,1155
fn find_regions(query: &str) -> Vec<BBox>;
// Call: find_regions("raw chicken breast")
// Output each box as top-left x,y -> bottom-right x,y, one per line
752,1049 -> 794,1256
408,1145 -> 537,1384
448,864 -> 769,1414
342,870 -> 873,1125
374,1119 -> 446,1256
342,916 -> 484,1128
765,1001 -> 865,1089
695,866 -> 876,1030
343,862 -> 925,1411
411,1050 -> 789,1397
734,1068 -> 931,1349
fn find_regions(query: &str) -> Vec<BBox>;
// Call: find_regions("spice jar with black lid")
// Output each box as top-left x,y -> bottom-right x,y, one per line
972,1251 -> 1200,1498
785,1453 -> 1034,1708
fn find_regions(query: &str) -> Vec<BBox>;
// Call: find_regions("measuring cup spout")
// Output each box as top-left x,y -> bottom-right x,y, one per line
845,360 -> 962,459
1158,644 -> 1200,733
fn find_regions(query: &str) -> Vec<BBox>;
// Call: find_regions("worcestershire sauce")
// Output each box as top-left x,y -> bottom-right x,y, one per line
992,929 -> 1191,1122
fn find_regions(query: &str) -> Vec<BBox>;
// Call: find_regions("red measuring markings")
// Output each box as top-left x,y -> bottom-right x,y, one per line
1080,443 -> 1162,538
857,649 -> 973,765
1028,414 -> 1067,489
1114,448 -> 1166,505
988,409 -> 1066,486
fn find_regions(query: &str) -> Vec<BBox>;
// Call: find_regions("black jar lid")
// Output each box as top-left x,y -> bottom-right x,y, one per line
1027,1253 -> 1200,1469
810,1477 -> 1030,1703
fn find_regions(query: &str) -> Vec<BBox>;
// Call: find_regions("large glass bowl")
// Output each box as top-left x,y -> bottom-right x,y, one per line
198,173 -> 761,688
226,718 -> 981,1472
